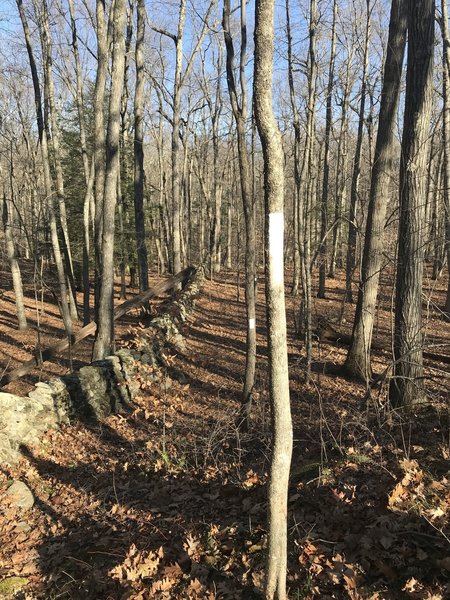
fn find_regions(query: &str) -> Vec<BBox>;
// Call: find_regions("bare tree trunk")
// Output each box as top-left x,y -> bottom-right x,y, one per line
134,0 -> 149,291
345,0 -> 407,381
345,0 -> 371,303
37,0 -> 78,321
439,0 -> 450,315
254,2 -> 292,596
329,44 -> 354,278
211,59 -> 224,275
285,0 -> 300,296
223,0 -> 257,428
317,0 -> 337,298
298,0 -> 317,383
16,0 -> 72,336
2,193 -> 27,330
93,0 -> 127,360
68,0 -> 93,325
389,0 -> 434,409
93,0 -> 109,320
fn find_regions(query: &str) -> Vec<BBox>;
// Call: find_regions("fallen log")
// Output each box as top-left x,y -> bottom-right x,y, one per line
0,267 -> 196,387
316,317 -> 450,366
0,266 -> 204,464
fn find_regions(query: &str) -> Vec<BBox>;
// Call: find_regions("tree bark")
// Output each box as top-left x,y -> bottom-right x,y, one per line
2,193 -> 27,330
134,0 -> 149,292
389,0 -> 434,409
439,0 -> 450,315
223,0 -> 257,428
16,0 -> 73,336
37,0 -> 78,321
254,2 -> 292,598
68,0 -> 93,326
345,0 -> 407,381
93,0 -> 127,360
93,0 -> 109,319
317,0 -> 337,299
345,0 -> 371,303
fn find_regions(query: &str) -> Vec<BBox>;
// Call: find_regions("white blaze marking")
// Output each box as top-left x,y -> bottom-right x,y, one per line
269,212 -> 284,286
249,318 -> 255,330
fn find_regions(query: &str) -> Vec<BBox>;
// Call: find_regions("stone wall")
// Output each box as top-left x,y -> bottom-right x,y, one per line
0,267 -> 204,464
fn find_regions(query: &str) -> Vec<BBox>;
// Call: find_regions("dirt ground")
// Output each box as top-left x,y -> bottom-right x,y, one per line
0,261 -> 449,599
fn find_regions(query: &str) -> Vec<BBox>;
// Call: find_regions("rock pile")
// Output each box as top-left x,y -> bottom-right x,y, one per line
0,267 -> 203,464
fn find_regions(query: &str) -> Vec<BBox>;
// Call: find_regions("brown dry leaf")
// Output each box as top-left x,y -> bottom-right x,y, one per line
343,571 -> 361,600
427,507 -> 445,520
186,577 -> 205,595
137,549 -> 162,579
161,562 -> 183,579
184,533 -> 201,559
150,576 -> 176,593
388,482 -> 405,507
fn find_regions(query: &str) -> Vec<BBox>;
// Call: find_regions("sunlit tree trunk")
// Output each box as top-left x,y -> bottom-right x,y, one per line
16,0 -> 72,336
35,0 -> 78,321
93,0 -> 127,360
2,192 -> 27,330
254,2 -> 292,596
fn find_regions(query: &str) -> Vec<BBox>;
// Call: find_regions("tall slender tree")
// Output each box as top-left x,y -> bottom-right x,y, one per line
254,1 -> 292,597
223,0 -> 257,427
93,0 -> 127,360
134,0 -> 149,292
345,0 -> 371,303
16,0 -> 73,336
317,0 -> 337,299
439,0 -> 450,316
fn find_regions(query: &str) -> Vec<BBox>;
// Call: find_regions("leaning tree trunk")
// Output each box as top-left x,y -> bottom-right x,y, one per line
93,0 -> 127,360
254,3 -> 293,599
389,0 -> 434,409
345,0 -> 407,382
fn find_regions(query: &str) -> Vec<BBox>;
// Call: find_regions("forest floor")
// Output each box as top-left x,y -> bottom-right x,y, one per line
0,261 -> 449,599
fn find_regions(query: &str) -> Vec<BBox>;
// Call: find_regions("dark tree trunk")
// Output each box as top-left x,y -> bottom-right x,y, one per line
389,0 -> 434,409
134,0 -> 149,291
345,0 -> 407,382
345,0 -> 370,303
